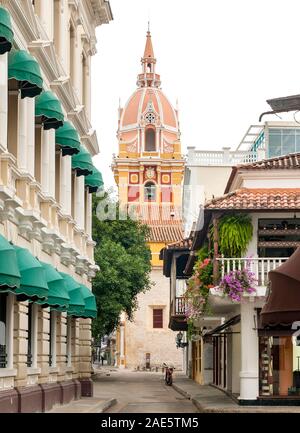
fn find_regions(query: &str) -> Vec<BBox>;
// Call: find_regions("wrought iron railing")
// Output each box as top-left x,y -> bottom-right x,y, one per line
26,353 -> 32,367
0,345 -> 7,368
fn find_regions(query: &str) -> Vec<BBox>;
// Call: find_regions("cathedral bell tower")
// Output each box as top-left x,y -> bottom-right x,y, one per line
112,29 -> 185,266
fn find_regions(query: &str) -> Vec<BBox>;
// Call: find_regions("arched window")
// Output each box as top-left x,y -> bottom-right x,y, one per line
144,182 -> 156,202
145,128 -> 156,151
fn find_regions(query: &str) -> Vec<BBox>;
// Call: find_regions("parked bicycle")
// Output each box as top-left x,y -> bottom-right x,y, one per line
163,362 -> 174,386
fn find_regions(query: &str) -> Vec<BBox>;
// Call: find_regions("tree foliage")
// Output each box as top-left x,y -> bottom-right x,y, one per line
91,192 -> 152,338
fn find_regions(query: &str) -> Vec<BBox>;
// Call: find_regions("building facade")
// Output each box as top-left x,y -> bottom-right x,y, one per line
164,151 -> 300,403
112,30 -> 185,370
0,0 -> 112,412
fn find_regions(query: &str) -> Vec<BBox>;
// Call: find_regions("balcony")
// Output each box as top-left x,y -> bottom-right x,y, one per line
169,297 -> 187,331
217,256 -> 288,287
186,147 -> 260,167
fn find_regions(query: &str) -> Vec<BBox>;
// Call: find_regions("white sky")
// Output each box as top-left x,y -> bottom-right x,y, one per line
91,0 -> 300,188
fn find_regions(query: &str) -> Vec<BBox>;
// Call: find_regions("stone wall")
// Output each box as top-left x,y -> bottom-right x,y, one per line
124,268 -> 183,370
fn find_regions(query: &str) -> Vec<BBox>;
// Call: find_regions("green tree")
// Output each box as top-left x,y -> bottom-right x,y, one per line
91,192 -> 152,338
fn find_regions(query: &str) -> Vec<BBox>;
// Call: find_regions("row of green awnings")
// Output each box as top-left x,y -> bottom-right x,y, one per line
0,235 -> 97,319
0,6 -> 13,55
1,7 -> 104,191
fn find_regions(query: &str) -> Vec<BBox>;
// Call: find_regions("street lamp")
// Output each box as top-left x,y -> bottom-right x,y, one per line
259,94 -> 300,121
176,331 -> 188,349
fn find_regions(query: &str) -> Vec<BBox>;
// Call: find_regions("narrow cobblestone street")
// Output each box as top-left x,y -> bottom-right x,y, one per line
93,369 -> 198,413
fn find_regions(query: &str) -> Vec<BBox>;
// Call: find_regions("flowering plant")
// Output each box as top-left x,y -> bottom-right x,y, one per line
184,257 -> 213,323
218,266 -> 257,302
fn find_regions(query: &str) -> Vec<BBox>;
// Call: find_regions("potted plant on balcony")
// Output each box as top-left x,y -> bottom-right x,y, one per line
217,265 -> 257,302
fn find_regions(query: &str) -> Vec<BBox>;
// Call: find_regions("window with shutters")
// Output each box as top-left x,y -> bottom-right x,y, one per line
153,308 -> 163,328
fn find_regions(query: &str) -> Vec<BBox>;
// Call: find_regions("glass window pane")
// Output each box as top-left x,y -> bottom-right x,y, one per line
282,129 -> 295,154
268,129 -> 282,157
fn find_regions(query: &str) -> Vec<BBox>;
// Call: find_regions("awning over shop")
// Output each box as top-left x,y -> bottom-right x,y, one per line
37,262 -> 69,310
85,167 -> 104,193
79,284 -> 97,319
203,315 -> 241,339
72,145 -> 93,176
55,121 -> 80,156
8,49 -> 43,98
0,7 -> 13,55
0,235 -> 20,292
59,272 -> 85,316
35,90 -> 64,130
13,246 -> 48,301
261,248 -> 300,327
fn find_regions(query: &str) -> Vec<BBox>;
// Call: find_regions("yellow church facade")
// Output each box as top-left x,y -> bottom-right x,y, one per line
112,29 -> 185,369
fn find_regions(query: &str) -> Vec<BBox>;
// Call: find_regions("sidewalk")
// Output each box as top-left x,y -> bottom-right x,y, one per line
49,396 -> 116,413
172,374 -> 300,413
49,366 -> 117,413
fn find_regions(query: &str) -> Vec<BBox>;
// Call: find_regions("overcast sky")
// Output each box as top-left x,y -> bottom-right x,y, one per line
91,0 -> 300,188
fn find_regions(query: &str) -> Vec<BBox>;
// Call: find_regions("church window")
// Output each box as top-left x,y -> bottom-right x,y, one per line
144,182 -> 156,202
145,128 -> 156,151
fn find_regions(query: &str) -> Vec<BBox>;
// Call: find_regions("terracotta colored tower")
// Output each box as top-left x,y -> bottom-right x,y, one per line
112,30 -> 185,369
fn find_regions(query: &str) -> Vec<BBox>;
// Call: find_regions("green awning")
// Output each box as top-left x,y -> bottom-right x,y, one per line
72,146 -> 93,176
0,7 -> 13,55
85,167 -> 104,193
0,235 -> 20,292
59,272 -> 85,317
79,284 -> 97,319
37,262 -> 69,310
8,49 -> 43,98
13,246 -> 48,301
35,91 -> 64,130
56,121 -> 80,156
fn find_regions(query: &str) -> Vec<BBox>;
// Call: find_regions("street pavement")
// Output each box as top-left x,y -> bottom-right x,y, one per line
93,368 -> 198,413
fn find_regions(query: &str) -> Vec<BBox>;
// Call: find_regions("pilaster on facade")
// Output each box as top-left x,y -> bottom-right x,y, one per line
78,318 -> 92,378
13,301 -> 29,388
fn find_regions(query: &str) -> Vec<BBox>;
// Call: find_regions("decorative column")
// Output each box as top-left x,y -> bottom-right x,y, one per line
48,129 -> 56,199
85,192 -> 92,236
79,318 -> 93,396
6,294 -> 14,370
74,176 -> 85,230
13,301 -> 28,387
27,98 -> 35,177
239,300 -> 259,401
37,0 -> 53,40
0,52 -> 8,150
72,27 -> 83,100
60,155 -> 72,215
37,308 -> 50,384
56,312 -> 67,381
213,214 -> 220,285
83,55 -> 91,118
17,97 -> 28,171
59,0 -> 69,73
41,129 -> 50,195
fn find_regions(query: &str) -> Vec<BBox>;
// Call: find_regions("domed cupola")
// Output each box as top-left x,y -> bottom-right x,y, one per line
117,28 -> 180,156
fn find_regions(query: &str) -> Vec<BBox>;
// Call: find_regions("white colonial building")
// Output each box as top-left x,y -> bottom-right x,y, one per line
0,0 -> 112,412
